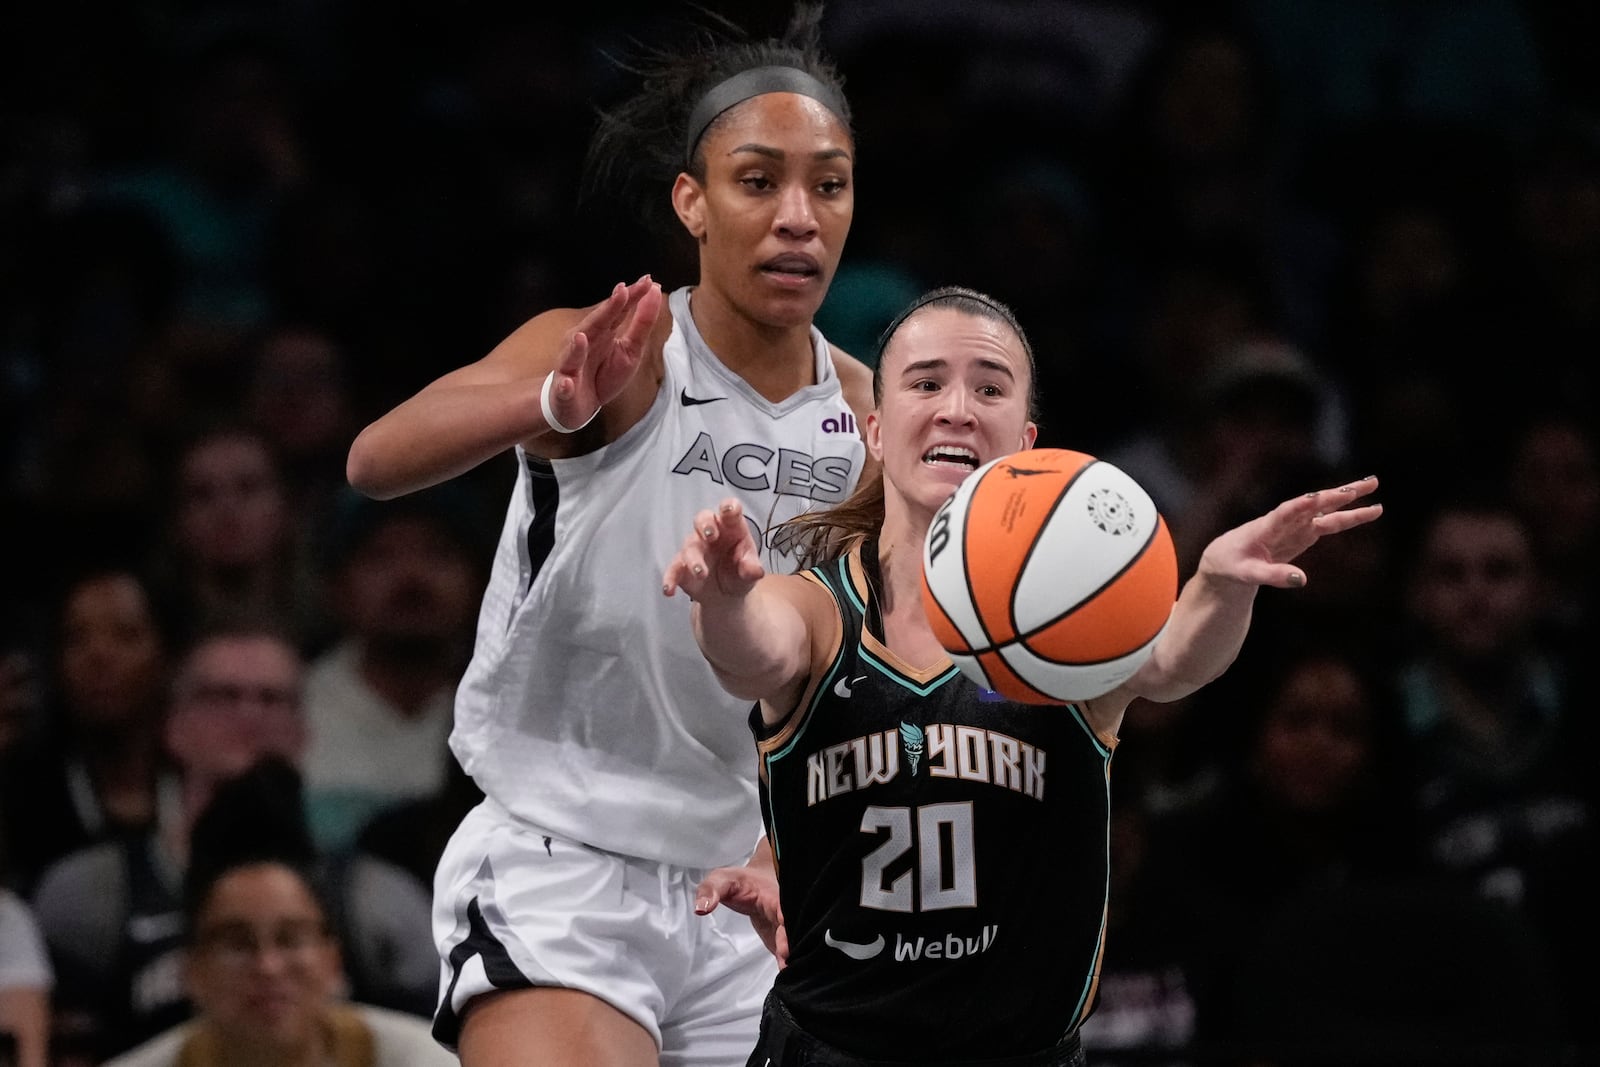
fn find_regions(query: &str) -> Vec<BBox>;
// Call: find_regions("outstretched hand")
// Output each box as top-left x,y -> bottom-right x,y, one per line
1200,475 -> 1382,589
543,276 -> 663,434
695,863 -> 789,968
663,499 -> 767,602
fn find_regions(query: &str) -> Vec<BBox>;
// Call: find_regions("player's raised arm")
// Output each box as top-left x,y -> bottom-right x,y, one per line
346,277 -> 662,499
664,500 -> 824,709
1090,476 -> 1382,725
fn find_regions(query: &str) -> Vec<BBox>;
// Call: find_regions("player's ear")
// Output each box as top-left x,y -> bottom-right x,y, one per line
1020,422 -> 1038,451
672,174 -> 707,241
865,411 -> 885,463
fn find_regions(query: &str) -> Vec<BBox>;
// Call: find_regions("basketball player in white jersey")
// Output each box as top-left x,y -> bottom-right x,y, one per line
344,7 -> 871,1066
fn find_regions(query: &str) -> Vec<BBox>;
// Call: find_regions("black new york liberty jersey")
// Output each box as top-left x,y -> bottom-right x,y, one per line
752,541 -> 1116,1061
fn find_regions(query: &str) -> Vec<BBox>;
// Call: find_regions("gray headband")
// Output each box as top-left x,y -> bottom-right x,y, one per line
684,65 -> 847,167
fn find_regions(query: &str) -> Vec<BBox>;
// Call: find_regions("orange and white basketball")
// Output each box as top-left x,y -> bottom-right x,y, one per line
920,448 -> 1178,703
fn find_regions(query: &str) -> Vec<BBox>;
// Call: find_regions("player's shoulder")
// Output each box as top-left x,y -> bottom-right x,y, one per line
827,344 -> 875,412
827,343 -> 873,387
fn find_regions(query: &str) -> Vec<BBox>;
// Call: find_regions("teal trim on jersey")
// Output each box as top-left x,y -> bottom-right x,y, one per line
763,624 -> 849,862
859,647 -> 961,697
1068,763 -> 1116,1029
1064,702 -> 1114,759
839,561 -> 868,617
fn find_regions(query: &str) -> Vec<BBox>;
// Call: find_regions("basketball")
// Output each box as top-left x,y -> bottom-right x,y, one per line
920,448 -> 1179,704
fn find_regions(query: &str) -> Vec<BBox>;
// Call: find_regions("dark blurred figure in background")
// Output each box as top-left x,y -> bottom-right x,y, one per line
1137,635 -> 1421,1059
0,567 -> 174,899
1393,493 -> 1600,1041
154,422 -> 327,649
301,487 -> 485,853
29,624 -> 437,1061
1502,406 -> 1600,649
100,758 -> 455,1067
2,1 -> 1600,1063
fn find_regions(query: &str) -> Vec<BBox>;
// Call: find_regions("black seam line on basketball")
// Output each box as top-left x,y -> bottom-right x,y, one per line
680,387 -> 727,405
1004,460 -> 1098,646
967,512 -> 1164,660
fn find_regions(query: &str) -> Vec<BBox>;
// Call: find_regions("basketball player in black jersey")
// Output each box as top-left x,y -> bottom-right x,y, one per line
664,287 -> 1383,1066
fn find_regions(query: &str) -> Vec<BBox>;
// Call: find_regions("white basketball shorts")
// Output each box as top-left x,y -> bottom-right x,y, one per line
431,797 -> 777,1066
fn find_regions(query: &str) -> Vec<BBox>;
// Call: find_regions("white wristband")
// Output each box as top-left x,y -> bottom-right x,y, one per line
541,372 -> 596,434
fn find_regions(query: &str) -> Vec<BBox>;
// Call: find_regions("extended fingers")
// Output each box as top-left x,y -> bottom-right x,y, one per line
1305,475 -> 1379,513
662,531 -> 710,596
618,279 -> 662,354
663,507 -> 739,596
1311,502 -> 1383,535
554,329 -> 590,379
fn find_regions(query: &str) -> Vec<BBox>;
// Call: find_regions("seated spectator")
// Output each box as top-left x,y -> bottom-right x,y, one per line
0,565 -> 175,898
354,751 -> 482,897
155,422 -> 327,647
301,487 -> 483,852
29,625 -> 437,1061
0,888 -> 52,1067
100,796 -> 453,1067
1141,635 -> 1421,1057
1395,493 -> 1597,1039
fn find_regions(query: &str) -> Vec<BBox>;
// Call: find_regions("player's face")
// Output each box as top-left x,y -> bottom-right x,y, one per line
869,308 -> 1038,518
673,92 -> 853,330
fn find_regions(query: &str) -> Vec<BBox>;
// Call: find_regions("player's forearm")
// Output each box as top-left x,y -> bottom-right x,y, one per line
693,584 -> 809,701
347,379 -> 546,499
1135,567 -> 1257,702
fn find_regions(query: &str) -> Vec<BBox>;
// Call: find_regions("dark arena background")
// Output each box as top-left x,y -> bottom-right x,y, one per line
3,1 -> 1598,1065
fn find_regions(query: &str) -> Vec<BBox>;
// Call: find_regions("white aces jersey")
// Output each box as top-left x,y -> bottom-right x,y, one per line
450,287 -> 867,869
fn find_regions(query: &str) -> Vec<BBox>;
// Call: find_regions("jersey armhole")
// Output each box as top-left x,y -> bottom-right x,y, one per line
756,570 -> 842,735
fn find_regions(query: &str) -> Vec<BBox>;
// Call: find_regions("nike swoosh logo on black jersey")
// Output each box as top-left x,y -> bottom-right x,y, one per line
680,388 -> 727,406
834,675 -> 868,698
824,929 -> 886,959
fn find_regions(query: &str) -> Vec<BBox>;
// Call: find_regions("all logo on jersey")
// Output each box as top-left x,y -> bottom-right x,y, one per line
821,411 -> 856,434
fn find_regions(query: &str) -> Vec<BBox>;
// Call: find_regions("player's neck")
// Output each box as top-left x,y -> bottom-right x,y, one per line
875,503 -> 933,627
874,528 -> 950,670
687,287 -> 817,401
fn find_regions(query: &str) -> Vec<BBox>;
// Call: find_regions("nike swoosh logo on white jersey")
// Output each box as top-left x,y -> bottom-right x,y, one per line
833,674 -> 868,698
680,387 -> 726,406
824,929 -> 886,959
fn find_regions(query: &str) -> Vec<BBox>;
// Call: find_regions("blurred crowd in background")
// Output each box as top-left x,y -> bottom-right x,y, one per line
2,1 -> 1598,1064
